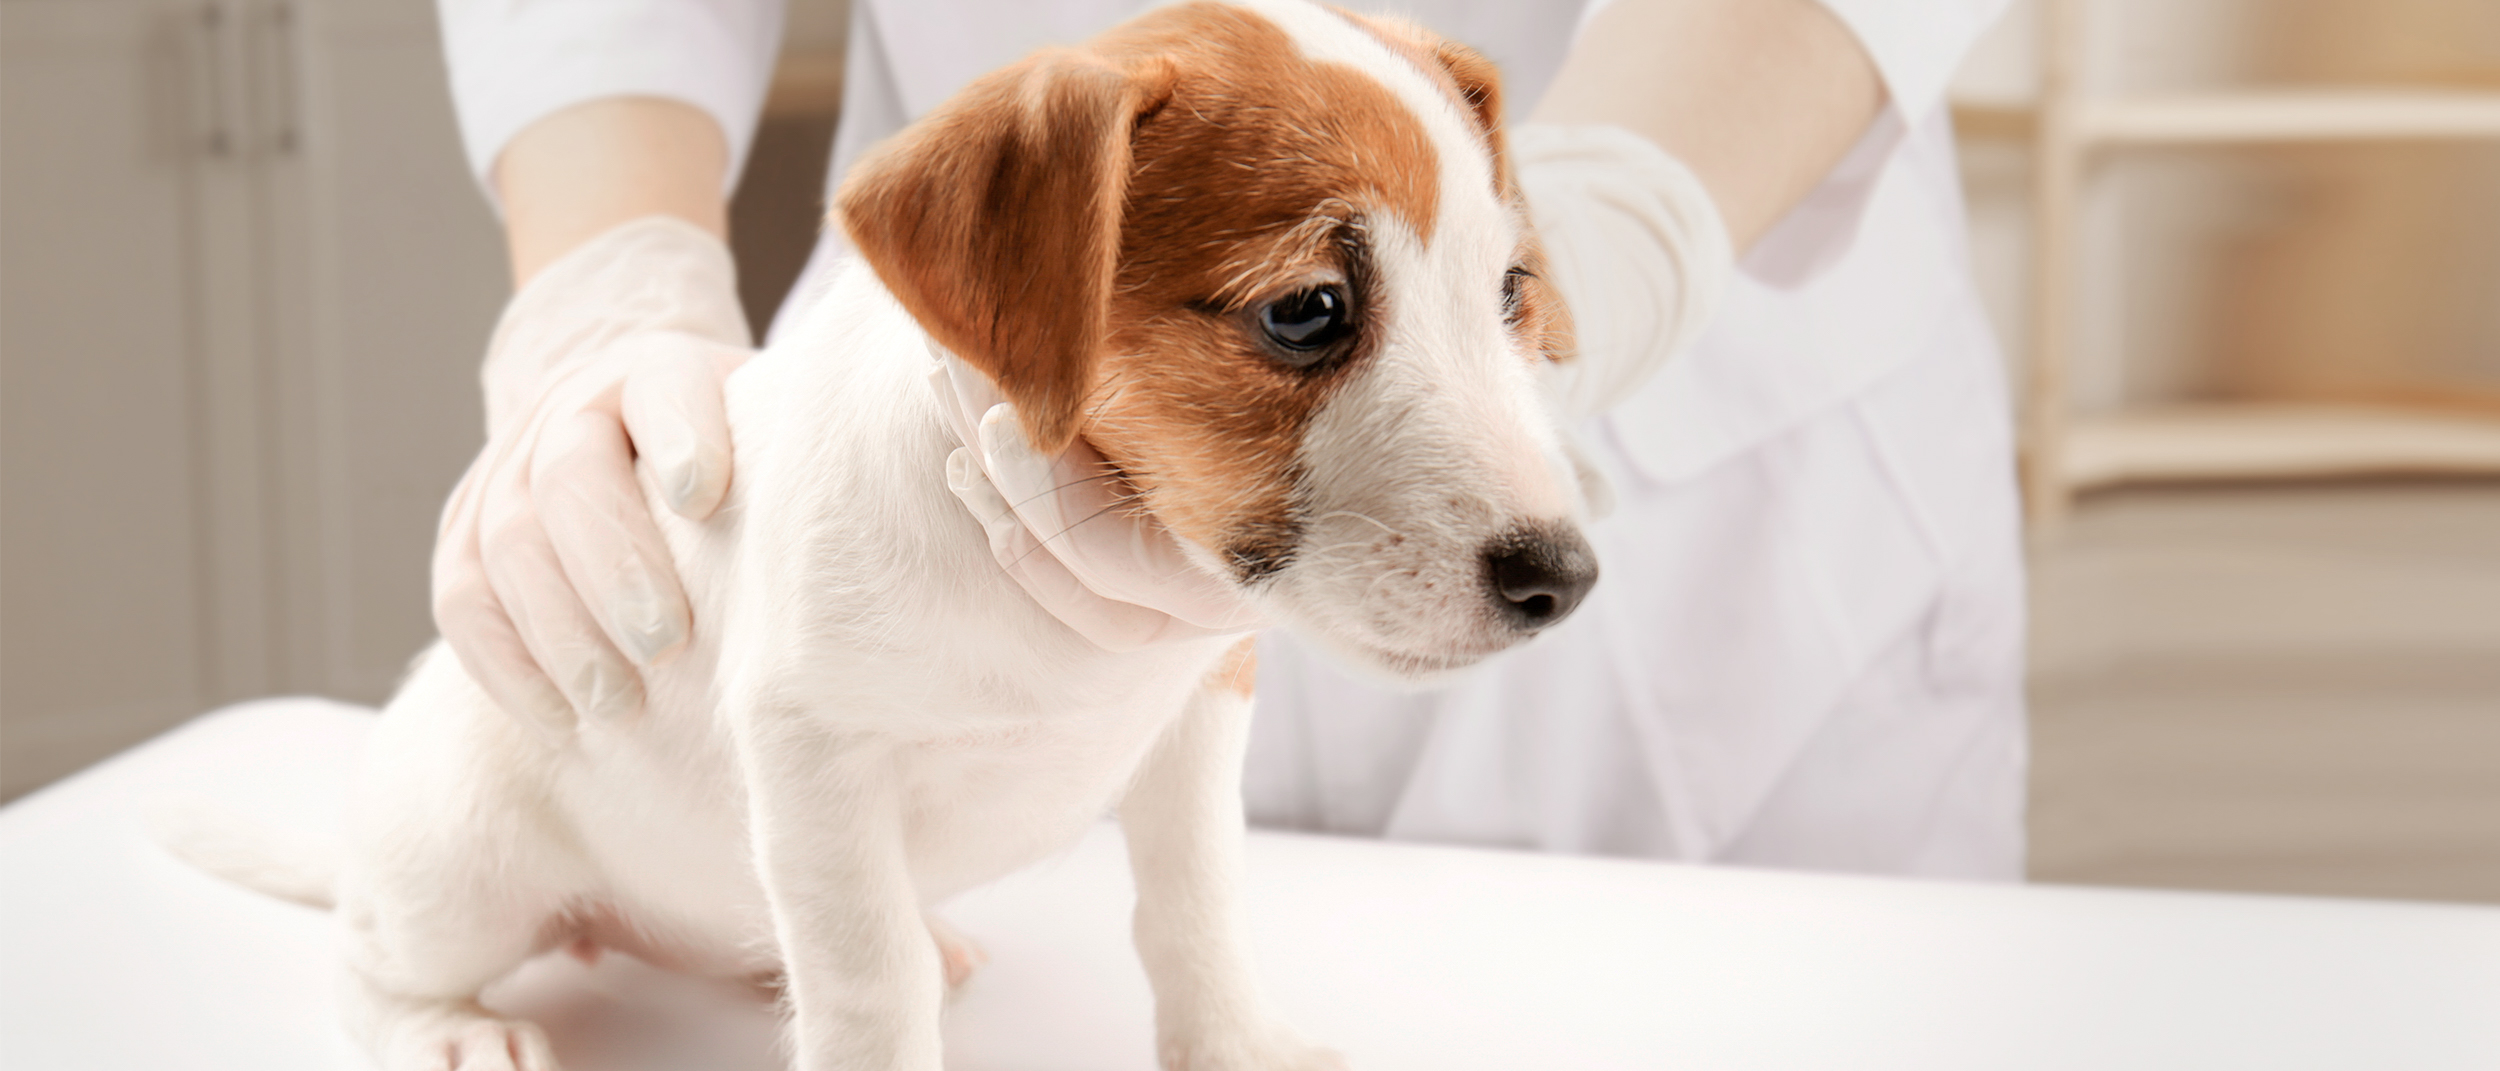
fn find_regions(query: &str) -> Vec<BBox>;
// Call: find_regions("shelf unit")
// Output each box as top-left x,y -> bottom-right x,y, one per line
1975,0 -> 2500,528
2060,402 -> 2500,489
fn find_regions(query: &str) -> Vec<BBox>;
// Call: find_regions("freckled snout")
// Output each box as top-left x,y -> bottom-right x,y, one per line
1482,522 -> 1598,632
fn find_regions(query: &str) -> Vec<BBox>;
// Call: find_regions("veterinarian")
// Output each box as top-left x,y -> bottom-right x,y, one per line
432,0 -> 2026,879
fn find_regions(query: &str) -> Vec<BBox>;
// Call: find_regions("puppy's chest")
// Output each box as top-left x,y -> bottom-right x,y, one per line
598,648 -> 1212,927
887,662 -> 1208,897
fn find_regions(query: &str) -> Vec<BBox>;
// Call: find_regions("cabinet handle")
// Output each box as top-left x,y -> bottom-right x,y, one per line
197,3 -> 234,157
264,2 -> 302,155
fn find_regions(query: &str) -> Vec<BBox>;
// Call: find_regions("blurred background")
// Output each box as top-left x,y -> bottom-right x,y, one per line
4,0 -> 2495,902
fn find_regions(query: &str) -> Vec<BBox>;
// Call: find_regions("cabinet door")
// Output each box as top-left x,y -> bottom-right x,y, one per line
0,0 -> 506,797
263,0 -> 505,701
0,0 -> 266,797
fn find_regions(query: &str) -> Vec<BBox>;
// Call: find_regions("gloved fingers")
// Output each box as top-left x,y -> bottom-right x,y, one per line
437,580 -> 581,746
952,450 -> 1184,652
432,454 -> 577,741
945,447 -> 1030,559
478,431 -> 650,723
619,333 -> 743,520
976,404 -> 1098,538
970,403 -> 1261,629
529,401 -> 696,669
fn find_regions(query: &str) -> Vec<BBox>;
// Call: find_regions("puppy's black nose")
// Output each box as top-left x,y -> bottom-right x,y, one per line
1483,524 -> 1598,631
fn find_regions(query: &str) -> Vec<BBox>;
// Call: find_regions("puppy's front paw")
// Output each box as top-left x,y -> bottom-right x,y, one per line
1158,1027 -> 1350,1071
387,1014 -> 558,1071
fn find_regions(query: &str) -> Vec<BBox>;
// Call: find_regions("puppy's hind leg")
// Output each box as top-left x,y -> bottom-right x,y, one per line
334,652 -> 587,1071
333,840 -> 575,1071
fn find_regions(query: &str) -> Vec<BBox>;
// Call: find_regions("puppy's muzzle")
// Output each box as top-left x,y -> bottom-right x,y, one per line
1482,522 -> 1598,632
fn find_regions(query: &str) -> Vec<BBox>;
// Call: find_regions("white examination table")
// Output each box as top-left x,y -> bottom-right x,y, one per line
4,699 -> 2496,1070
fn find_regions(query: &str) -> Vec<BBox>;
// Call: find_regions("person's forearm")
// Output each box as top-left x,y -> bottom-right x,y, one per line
494,97 -> 732,286
1531,0 -> 1882,252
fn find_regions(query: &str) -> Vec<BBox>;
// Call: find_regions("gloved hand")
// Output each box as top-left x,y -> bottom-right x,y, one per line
433,217 -> 751,739
1512,122 -> 1736,520
1514,123 -> 1733,424
931,353 -> 1267,652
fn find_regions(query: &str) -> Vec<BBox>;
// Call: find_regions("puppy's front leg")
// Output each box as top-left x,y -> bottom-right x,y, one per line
734,710 -> 942,1071
1121,640 -> 1348,1071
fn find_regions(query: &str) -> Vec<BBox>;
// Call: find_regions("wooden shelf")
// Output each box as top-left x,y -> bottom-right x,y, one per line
1954,90 -> 2500,147
1951,100 -> 2037,141
2065,403 -> 2500,489
2082,89 -> 2500,146
2008,0 -> 2500,527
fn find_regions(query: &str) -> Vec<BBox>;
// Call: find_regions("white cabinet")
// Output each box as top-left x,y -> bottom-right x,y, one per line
2,0 -> 227,790
265,0 -> 509,701
0,0 -> 505,797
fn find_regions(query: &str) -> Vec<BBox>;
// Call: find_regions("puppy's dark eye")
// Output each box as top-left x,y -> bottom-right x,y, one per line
1259,286 -> 1351,363
1501,266 -> 1533,322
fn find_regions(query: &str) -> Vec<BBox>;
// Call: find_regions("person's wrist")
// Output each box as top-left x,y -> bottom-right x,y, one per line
494,98 -> 733,284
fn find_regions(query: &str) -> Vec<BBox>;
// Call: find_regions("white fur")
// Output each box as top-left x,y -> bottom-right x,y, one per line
326,269 -> 1301,1071
179,5 -> 1589,1069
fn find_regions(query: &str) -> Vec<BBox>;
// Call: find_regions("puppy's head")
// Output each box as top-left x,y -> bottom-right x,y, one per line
839,0 -> 1593,681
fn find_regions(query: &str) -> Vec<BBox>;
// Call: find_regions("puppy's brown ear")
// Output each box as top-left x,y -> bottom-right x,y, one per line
1430,40 -> 1504,155
837,51 -> 1172,453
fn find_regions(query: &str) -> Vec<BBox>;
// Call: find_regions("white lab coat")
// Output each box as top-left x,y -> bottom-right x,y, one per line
438,0 -> 2027,879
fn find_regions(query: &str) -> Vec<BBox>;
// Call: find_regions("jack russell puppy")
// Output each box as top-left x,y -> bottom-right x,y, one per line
179,1 -> 1598,1068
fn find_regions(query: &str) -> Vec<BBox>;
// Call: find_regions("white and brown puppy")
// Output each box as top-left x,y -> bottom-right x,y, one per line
199,2 -> 1596,1068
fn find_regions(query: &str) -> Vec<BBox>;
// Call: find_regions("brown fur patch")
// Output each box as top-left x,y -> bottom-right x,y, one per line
1079,3 -> 1445,577
1334,13 -> 1506,193
1213,637 -> 1257,697
1339,10 -> 1576,366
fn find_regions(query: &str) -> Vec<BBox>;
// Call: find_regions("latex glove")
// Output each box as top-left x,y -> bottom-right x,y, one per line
1514,123 -> 1734,425
931,353 -> 1267,652
433,217 -> 750,739
1510,123 -> 1735,522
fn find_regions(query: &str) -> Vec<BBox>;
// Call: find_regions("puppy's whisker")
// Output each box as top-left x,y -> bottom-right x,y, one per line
1002,499 -> 1131,572
1310,510 -> 1405,539
999,470 -> 1125,515
1352,567 -> 1409,607
1083,383 -> 1132,427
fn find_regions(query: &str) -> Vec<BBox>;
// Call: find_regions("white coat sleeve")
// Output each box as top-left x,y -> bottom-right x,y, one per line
436,0 -> 786,208
1816,0 -> 2009,128
1738,0 -> 2010,285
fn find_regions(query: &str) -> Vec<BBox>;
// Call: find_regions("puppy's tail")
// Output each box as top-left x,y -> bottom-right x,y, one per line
146,796 -> 338,911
